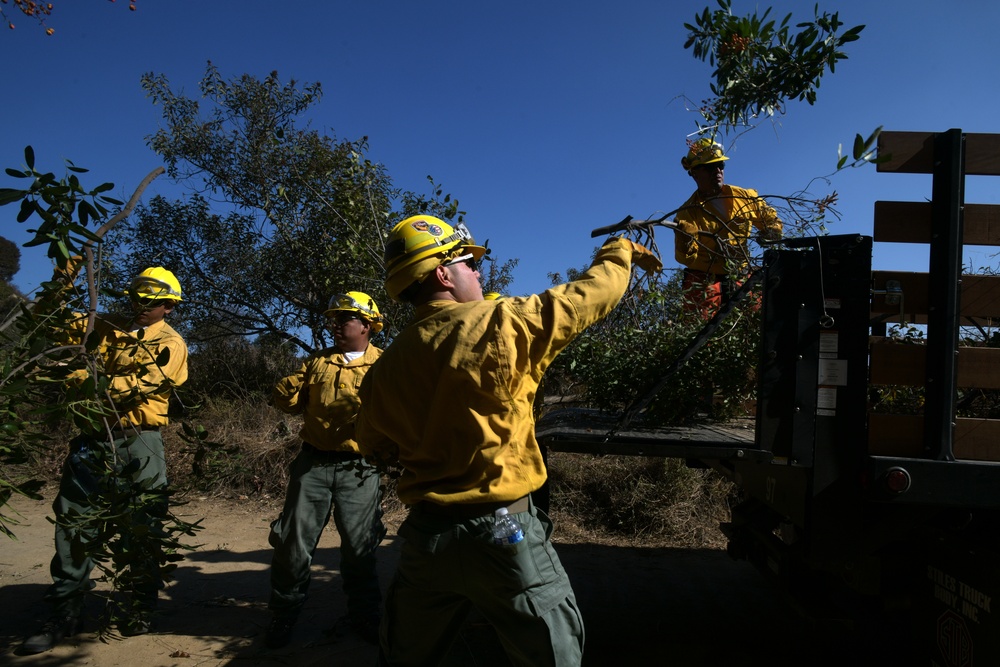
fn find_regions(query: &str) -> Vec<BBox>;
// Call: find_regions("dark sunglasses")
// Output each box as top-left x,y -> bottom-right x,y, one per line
133,297 -> 171,309
330,312 -> 362,326
443,254 -> 479,273
696,162 -> 725,172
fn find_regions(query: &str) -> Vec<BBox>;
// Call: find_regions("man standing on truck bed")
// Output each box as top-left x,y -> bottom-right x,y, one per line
355,214 -> 661,666
266,291 -> 387,649
674,137 -> 782,317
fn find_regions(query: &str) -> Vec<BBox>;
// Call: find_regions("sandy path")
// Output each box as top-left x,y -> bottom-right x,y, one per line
1,494 -> 848,666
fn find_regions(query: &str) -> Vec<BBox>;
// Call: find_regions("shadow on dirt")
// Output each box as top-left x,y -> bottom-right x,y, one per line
2,498 -> 903,667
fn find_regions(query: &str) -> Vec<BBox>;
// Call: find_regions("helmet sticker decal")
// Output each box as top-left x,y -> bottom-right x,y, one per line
428,224 -> 443,236
411,220 -> 429,232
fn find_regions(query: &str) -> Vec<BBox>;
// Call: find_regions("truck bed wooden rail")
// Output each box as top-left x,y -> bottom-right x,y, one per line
869,130 -> 1000,461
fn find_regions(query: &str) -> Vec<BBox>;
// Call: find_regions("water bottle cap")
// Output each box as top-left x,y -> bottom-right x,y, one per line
495,507 -> 508,518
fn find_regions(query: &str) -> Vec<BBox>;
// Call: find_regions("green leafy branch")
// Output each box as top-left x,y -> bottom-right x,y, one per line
684,0 -> 864,130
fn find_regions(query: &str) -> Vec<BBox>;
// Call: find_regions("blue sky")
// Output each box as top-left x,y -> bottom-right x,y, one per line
3,0 -> 1000,299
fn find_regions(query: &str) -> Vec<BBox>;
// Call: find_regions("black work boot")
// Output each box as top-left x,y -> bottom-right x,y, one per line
265,614 -> 297,649
350,612 -> 381,645
20,615 -> 82,654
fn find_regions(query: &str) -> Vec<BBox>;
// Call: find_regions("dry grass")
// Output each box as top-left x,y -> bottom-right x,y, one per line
15,398 -> 733,549
547,451 -> 734,549
165,396 -> 299,500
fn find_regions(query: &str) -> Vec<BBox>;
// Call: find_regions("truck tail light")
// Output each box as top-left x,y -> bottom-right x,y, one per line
884,466 -> 911,494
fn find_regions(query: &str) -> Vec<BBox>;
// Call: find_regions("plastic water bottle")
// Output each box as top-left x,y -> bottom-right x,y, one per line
491,507 -> 524,546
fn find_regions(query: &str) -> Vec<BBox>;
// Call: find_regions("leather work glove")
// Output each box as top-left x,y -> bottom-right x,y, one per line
626,240 -> 662,273
673,220 -> 699,237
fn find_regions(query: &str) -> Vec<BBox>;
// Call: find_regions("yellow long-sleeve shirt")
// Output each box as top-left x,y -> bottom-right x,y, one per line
94,316 -> 189,429
356,237 -> 634,506
273,343 -> 382,454
674,184 -> 781,275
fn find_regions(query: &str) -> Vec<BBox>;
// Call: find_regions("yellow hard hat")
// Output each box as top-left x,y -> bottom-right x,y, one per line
130,267 -> 183,302
384,215 -> 486,300
681,138 -> 729,171
483,292 -> 504,301
326,291 -> 383,334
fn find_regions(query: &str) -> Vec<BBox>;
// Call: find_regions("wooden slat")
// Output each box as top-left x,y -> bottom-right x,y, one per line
868,413 -> 921,456
869,413 -> 1000,461
872,271 -> 1000,320
870,341 -> 1000,388
876,131 -> 1000,175
869,341 -> 924,386
871,271 -> 929,320
874,201 -> 1000,245
963,276 -> 1000,319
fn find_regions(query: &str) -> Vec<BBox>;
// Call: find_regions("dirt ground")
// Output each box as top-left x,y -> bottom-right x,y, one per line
0,493 -> 865,667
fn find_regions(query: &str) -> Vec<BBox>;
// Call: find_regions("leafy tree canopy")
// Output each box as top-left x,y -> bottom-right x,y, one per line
109,63 -> 516,353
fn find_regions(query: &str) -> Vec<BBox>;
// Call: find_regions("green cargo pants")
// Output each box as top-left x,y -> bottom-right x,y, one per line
45,429 -> 168,616
378,497 -> 585,667
268,443 -> 386,621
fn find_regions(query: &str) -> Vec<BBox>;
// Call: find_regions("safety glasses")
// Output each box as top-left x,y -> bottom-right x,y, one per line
443,253 -> 479,273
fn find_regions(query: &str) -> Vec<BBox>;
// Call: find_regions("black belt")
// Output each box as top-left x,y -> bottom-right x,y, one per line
302,442 -> 362,462
414,495 -> 530,519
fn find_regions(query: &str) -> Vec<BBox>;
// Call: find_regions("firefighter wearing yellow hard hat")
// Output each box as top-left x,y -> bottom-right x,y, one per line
356,214 -> 662,664
674,137 -> 781,318
680,137 -> 730,172
129,267 -> 184,302
384,215 -> 487,301
24,265 -> 188,652
266,289 -> 386,648
325,291 -> 384,334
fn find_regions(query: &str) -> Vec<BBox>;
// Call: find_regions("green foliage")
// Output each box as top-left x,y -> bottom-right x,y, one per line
0,146 -> 121,267
684,0 -> 864,130
548,268 -> 759,424
834,125 -> 890,172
